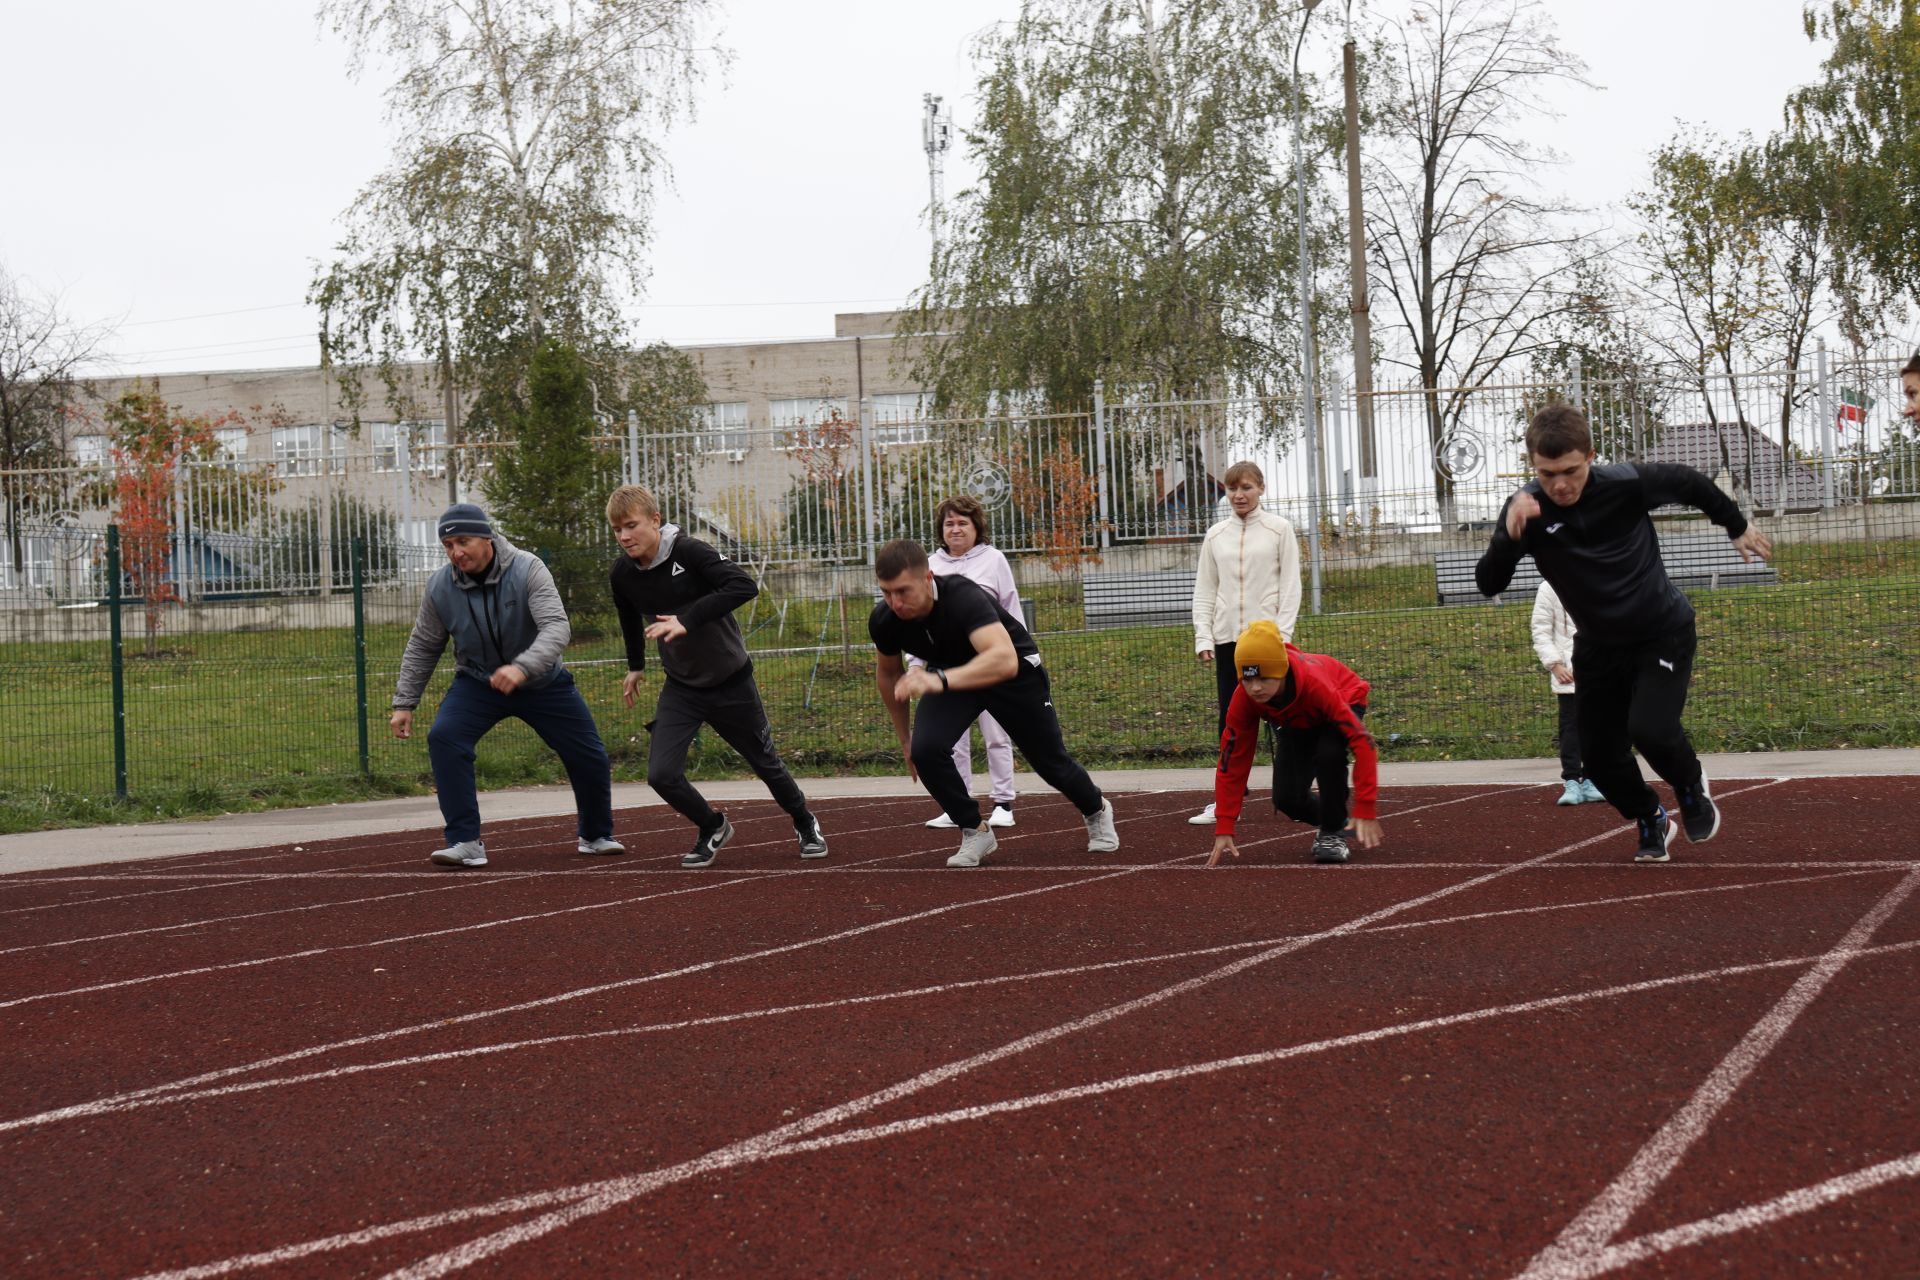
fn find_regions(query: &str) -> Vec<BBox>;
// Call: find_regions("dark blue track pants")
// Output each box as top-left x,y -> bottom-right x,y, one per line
426,671 -> 614,845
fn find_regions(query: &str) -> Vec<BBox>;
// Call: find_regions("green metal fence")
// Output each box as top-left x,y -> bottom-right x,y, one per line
2,523 -> 1915,831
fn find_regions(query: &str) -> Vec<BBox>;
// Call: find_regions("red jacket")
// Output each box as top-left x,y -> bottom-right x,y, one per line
1214,645 -> 1376,833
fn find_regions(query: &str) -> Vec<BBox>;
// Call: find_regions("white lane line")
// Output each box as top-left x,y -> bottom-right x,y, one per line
0,803 -> 1206,1135
49,870 -> 1904,1131
0,878 -> 267,918
1572,1150 -> 1920,1279
773,933 -> 1920,1158
376,800 -> 1669,1279
1516,866 -> 1920,1280
101,784 -> 1784,1277
0,881 -> 493,957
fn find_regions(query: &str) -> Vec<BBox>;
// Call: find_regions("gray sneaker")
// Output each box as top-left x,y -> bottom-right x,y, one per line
430,840 -> 487,868
1085,797 -> 1119,853
576,836 -> 626,856
947,826 -> 997,868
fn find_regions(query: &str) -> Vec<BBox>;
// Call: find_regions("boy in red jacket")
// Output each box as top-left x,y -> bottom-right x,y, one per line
1207,620 -> 1383,866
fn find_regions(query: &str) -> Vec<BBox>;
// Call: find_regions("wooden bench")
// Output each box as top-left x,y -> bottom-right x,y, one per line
1434,532 -> 1778,606
1081,569 -> 1196,630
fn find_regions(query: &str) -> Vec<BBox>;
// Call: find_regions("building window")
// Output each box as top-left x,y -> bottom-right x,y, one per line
214,427 -> 250,461
370,420 -> 448,473
871,392 -> 933,446
769,396 -> 850,450
272,424 -> 348,476
71,435 -> 108,467
701,402 -> 750,455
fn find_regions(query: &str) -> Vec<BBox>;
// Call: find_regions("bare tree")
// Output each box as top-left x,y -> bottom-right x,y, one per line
1361,0 -> 1599,521
0,265 -> 108,576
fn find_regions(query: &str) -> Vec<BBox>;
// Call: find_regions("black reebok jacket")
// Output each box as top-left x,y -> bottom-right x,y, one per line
609,525 -> 757,688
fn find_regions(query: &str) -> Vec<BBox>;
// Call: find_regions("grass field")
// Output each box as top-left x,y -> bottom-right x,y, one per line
2,540 -> 1914,832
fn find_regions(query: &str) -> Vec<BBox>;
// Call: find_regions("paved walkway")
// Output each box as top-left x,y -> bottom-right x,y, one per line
3,749 -> 1914,876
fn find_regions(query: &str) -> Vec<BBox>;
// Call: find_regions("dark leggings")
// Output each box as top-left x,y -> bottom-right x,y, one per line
1271,705 -> 1367,834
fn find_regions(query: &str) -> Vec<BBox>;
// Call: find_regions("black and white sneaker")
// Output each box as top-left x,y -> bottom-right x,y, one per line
1634,806 -> 1678,863
1675,776 -> 1720,844
682,815 -> 734,869
1311,831 -> 1351,864
795,813 -> 829,859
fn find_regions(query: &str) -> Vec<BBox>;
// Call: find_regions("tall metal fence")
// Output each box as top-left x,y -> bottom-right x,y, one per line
2,351 -> 1916,822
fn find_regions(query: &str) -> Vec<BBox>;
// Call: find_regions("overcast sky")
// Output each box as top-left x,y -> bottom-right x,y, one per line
1,0 -> 1828,379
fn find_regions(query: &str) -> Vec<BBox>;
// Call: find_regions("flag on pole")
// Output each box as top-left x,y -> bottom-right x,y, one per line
1836,387 -> 1873,432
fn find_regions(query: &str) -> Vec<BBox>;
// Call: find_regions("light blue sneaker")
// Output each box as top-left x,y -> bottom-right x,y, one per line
1579,779 -> 1605,804
1557,778 -> 1585,806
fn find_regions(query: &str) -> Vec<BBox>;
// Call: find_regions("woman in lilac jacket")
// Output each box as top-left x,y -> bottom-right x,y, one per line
917,495 -> 1021,828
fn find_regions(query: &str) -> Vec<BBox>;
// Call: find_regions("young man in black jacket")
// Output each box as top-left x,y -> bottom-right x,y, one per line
1476,406 -> 1772,862
870,538 -> 1117,868
607,485 -> 826,868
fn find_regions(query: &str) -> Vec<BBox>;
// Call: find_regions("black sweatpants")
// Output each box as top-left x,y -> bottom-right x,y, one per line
647,672 -> 809,830
1572,621 -> 1702,820
911,662 -> 1103,829
1272,704 -> 1366,834
1555,693 -> 1585,781
1212,640 -> 1239,737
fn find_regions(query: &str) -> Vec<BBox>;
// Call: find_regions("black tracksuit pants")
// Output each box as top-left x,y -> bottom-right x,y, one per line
1272,705 -> 1366,834
1572,621 -> 1703,820
648,672 -> 809,830
911,663 -> 1103,829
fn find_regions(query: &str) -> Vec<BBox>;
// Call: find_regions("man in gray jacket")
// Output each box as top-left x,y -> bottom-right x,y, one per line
390,503 -> 621,868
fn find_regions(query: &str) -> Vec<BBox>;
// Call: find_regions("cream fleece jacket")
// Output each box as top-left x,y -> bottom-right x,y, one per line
1191,508 -> 1302,652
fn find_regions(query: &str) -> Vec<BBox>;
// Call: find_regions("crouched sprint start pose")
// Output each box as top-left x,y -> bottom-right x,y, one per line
869,538 -> 1117,868
608,485 -> 826,869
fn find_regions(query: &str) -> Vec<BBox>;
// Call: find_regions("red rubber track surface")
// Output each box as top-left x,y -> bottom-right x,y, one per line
2,777 -> 1918,1278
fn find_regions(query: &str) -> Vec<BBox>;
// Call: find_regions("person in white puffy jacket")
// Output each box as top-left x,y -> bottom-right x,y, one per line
1531,580 -> 1602,805
1189,460 -> 1302,825
917,494 -> 1022,829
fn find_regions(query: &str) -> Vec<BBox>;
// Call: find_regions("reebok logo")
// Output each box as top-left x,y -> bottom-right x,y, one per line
1658,658 -> 1674,672
670,563 -> 685,576
1546,522 -> 1564,534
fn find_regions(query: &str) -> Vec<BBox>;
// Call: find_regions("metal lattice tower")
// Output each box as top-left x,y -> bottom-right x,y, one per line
922,92 -> 952,253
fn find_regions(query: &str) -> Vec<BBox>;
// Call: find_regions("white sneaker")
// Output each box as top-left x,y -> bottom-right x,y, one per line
988,805 -> 1016,828
1187,802 -> 1216,826
925,812 -> 959,829
947,826 -> 997,868
430,840 -> 487,868
1085,797 -> 1119,853
576,836 -> 626,855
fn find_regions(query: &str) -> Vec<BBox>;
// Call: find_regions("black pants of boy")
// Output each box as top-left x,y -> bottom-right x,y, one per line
1556,692 -> 1585,780
1272,704 -> 1366,834
1572,621 -> 1702,821
911,662 -> 1103,829
647,671 -> 809,830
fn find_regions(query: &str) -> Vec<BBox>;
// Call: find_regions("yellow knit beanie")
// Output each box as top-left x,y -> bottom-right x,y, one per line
1234,620 -> 1290,679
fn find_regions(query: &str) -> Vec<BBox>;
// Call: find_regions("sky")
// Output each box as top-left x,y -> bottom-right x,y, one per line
0,0 -> 1829,379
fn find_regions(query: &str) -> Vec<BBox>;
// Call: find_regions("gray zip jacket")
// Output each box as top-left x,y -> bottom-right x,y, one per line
391,534 -> 570,709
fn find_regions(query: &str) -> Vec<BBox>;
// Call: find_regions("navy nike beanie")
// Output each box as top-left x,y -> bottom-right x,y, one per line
437,503 -> 492,540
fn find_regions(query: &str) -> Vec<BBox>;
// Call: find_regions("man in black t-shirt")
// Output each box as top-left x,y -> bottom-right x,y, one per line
608,484 -> 826,869
869,539 -> 1117,867
1477,405 -> 1772,863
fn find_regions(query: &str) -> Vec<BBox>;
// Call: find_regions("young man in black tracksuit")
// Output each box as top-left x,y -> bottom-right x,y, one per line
870,537 -> 1118,869
1476,405 -> 1773,862
607,484 -> 826,868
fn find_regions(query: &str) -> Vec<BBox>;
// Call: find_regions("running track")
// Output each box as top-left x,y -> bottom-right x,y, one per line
2,775 -> 1917,1277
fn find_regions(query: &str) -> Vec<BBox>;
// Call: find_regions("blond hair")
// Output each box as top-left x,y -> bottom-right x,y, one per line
605,484 -> 661,524
1222,460 -> 1265,487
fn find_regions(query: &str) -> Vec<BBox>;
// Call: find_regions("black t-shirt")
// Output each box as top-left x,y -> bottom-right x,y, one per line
868,573 -> 1040,669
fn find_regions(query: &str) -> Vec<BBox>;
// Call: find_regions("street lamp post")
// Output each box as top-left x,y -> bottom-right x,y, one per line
1293,0 -> 1324,614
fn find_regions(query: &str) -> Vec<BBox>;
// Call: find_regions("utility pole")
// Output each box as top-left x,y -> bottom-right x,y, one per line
1343,2 -> 1376,479
922,93 -> 952,255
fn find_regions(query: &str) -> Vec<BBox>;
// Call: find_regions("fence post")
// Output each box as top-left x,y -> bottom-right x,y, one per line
859,396 -> 877,564
625,408 -> 640,486
1570,358 -> 1585,413
352,537 -> 370,778
1816,338 -> 1835,509
106,524 -> 128,800
318,424 -> 335,597
1093,379 -> 1112,549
